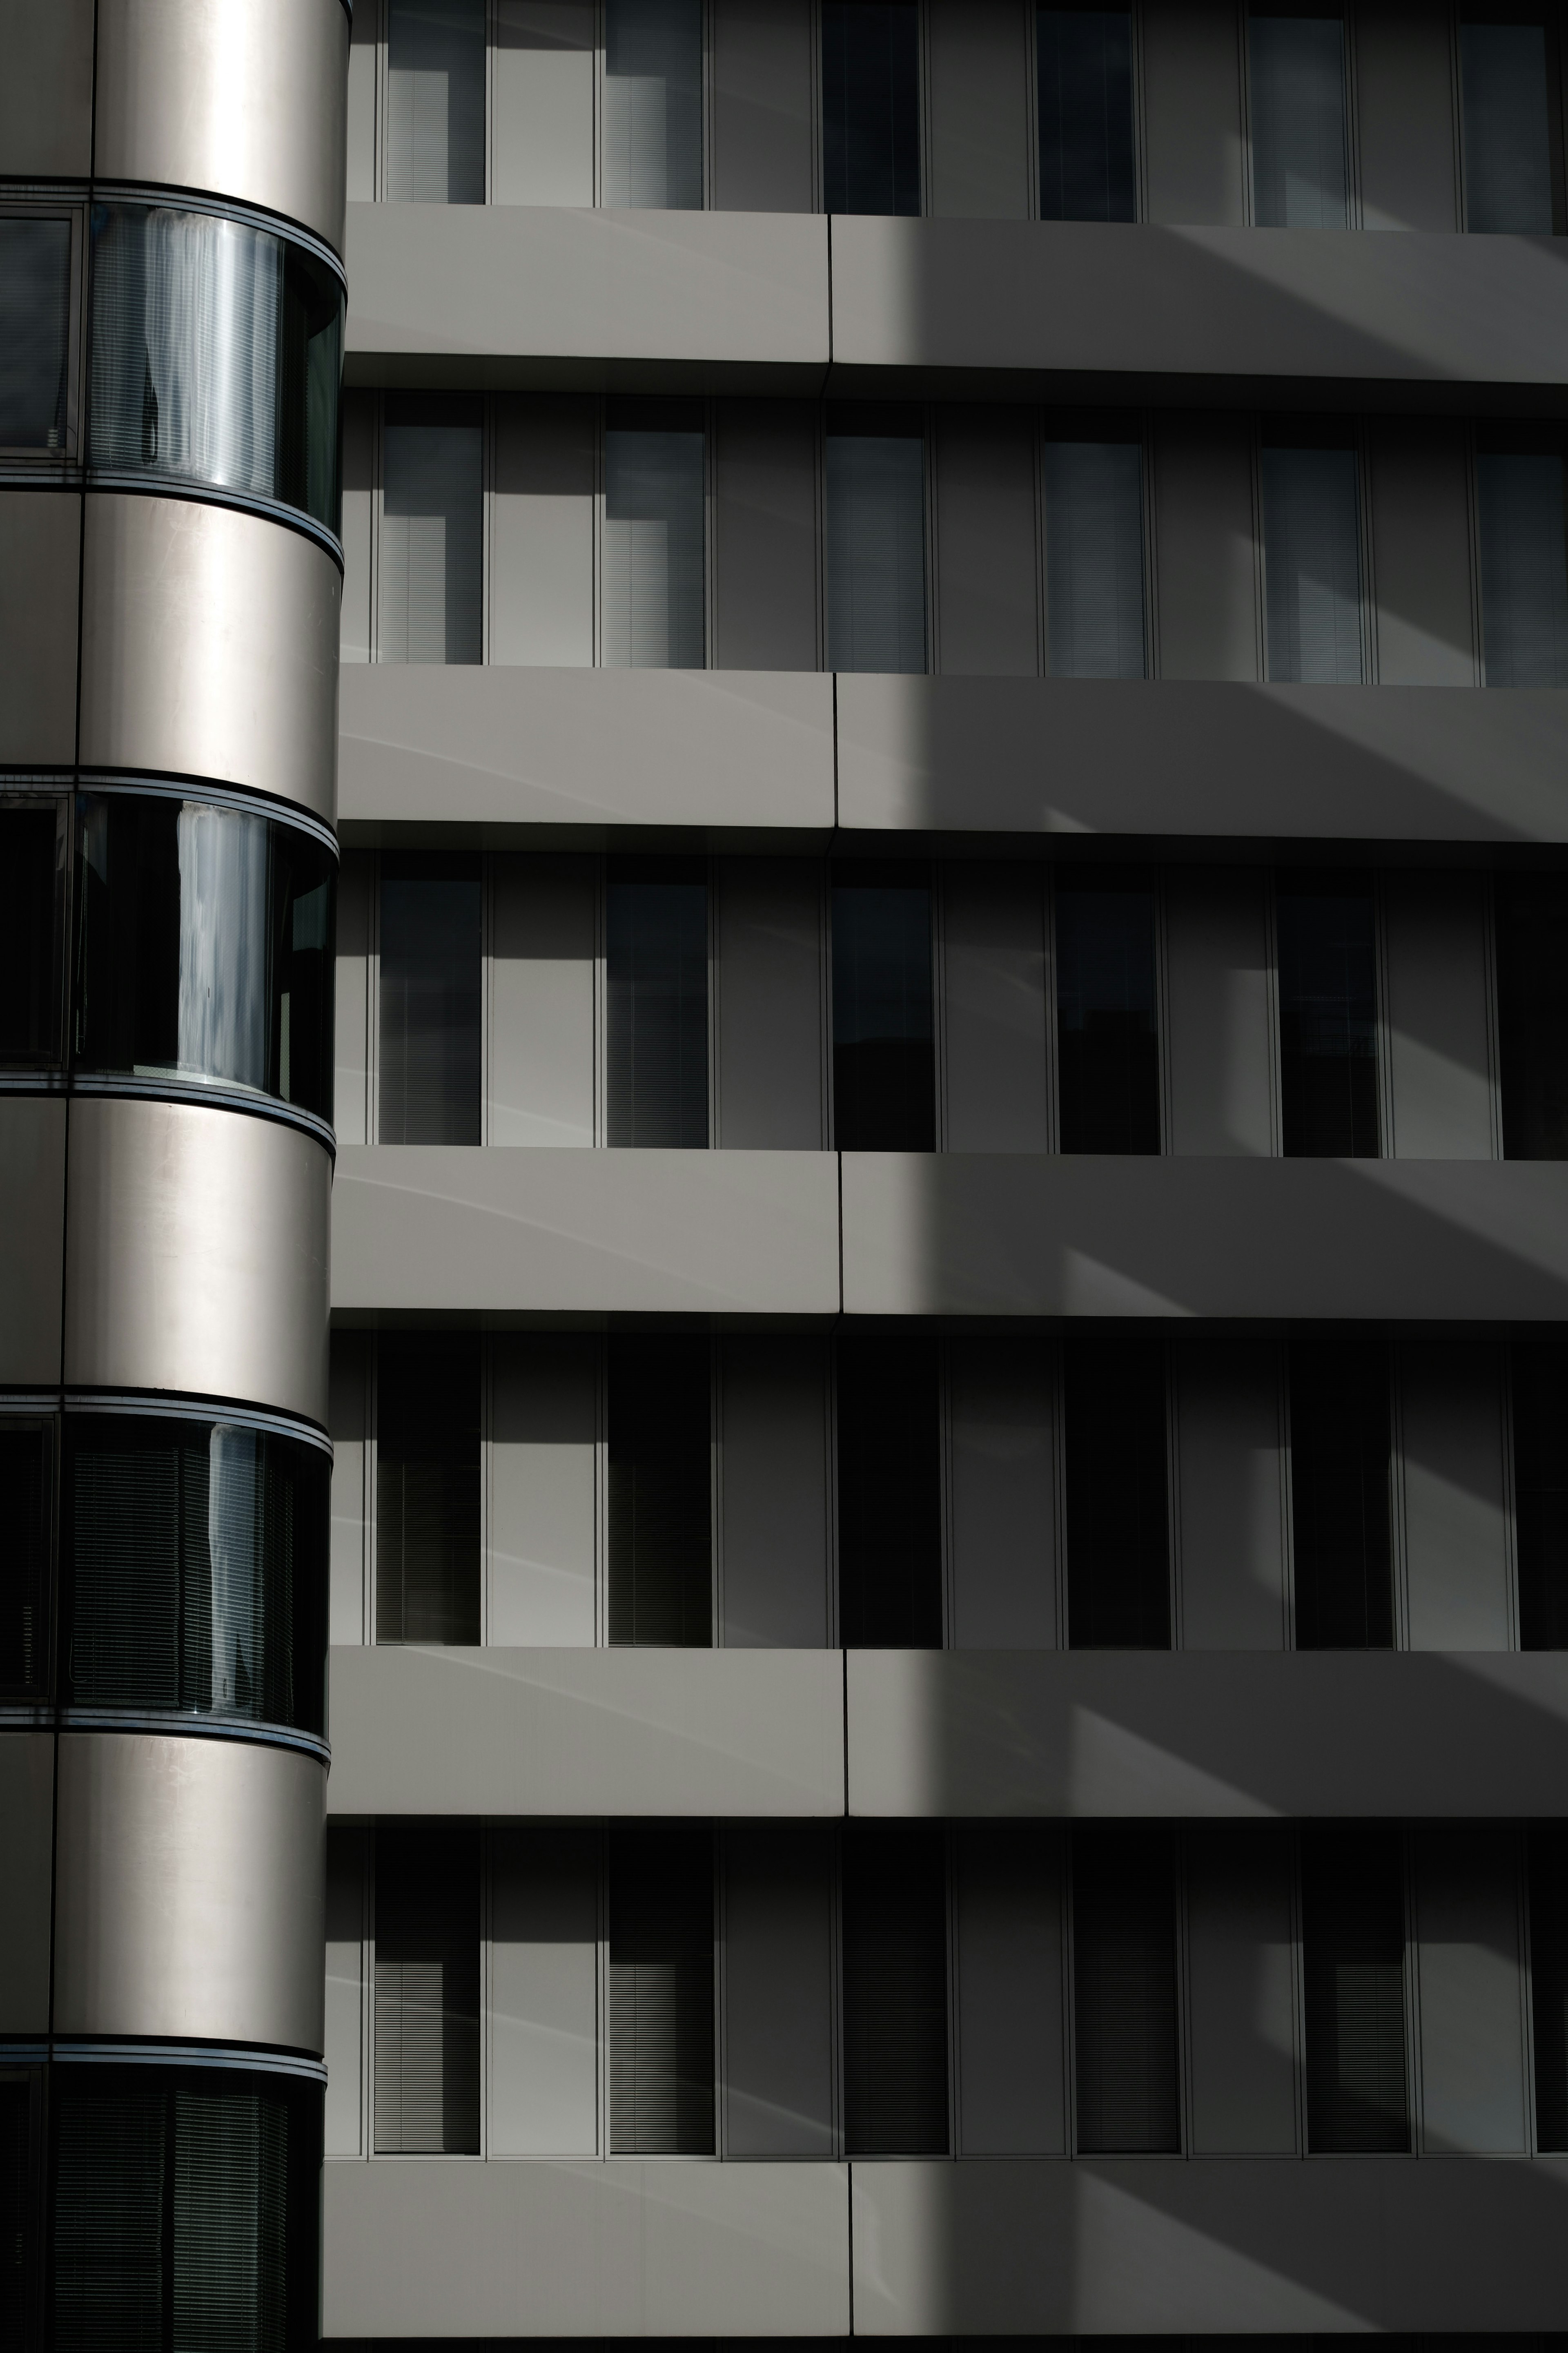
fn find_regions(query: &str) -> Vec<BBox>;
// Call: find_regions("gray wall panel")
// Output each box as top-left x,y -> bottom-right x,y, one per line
0,492 -> 80,765
492,397 -> 596,668
339,392 -> 374,667
345,0 -> 377,201
941,865 -> 1051,1151
493,0 -> 596,206
489,854 -> 597,1147
0,1097 -> 65,1387
334,848 -> 372,1149
1,0 -> 94,174
0,1735 -> 55,2033
716,859 -> 826,1148
723,1824 -> 835,2156
948,1340 -> 1057,1648
1154,417 -> 1258,682
490,1826 -> 600,2156
1174,1339 -> 1286,1650
1384,870 -> 1495,1158
927,0 -> 1031,220
720,1336 -> 831,1648
934,409 -> 1040,677
1413,1826 -> 1528,2154
490,1335 -> 599,1646
1355,0 -> 1459,232
1185,1824 -> 1297,2153
1165,867 -> 1274,1155
1399,1336 -> 1511,1650
329,1331 -> 369,1646
711,0 -> 816,214
713,403 -> 820,671
1370,422 -> 1476,686
1142,0 -> 1247,226
955,1824 -> 1065,2154
325,1825 -> 366,2157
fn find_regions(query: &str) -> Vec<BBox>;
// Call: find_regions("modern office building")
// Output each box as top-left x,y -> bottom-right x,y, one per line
7,1 -> 1568,2349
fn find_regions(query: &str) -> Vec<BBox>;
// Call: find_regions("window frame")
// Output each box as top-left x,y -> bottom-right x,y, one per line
0,196 -> 86,473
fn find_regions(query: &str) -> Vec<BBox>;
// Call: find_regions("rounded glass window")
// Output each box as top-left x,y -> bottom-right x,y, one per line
89,201 -> 343,534
74,792 -> 336,1128
62,1414 -> 329,1740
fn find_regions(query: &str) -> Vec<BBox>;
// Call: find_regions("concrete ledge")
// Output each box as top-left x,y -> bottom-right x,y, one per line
331,1148 -> 841,1317
327,1646 -> 846,1817
0,1096 -> 64,1386
323,2157 -> 850,2337
846,1652 -> 1568,1819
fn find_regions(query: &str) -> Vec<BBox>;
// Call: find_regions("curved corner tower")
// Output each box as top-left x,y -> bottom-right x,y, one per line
0,1 -> 347,2343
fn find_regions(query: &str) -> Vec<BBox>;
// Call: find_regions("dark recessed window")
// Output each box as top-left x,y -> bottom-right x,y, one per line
1495,872 -> 1568,1155
1511,1340 -> 1568,1646
1064,1339 -> 1170,1648
1054,871 -> 1159,1153
0,215 -> 72,452
1073,1827 -> 1180,2153
822,0 -> 921,217
608,1337 -> 712,1646
1302,1828 -> 1409,2152
0,802 -> 61,1068
1288,1332 -> 1392,1650
1460,18 -> 1559,232
606,859 -> 709,1147
831,863 -> 933,1150
1276,874 -> 1379,1158
1037,9 -> 1136,221
1248,8 -> 1348,226
1261,437 -> 1363,682
825,409 -> 927,675
386,0 -> 486,204
378,855 -> 482,1146
604,399 -> 706,668
380,395 -> 484,666
604,0 -> 704,210
0,1422 -> 50,1699
608,1825 -> 715,2153
842,1823 -> 949,2155
1529,1825 -> 1568,2148
836,1334 -> 942,1648
374,1823 -> 481,2154
1476,442 -> 1568,688
376,1334 -> 481,1646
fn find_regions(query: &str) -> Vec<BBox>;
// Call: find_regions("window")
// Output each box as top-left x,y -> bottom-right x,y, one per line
1511,1341 -> 1568,1647
608,1826 -> 715,2153
1037,9 -> 1136,222
374,1823 -> 481,2154
1053,871 -> 1160,1154
1288,1333 -> 1392,1649
380,396 -> 484,666
1529,1826 -> 1568,2148
1041,436 -> 1145,677
1261,437 -> 1363,682
1495,874 -> 1568,1155
1064,1340 -> 1170,1648
1302,1829 -> 1409,2152
1248,11 -> 1349,227
0,1423 -> 49,1700
608,1337 -> 713,1646
836,1336 -> 942,1647
604,0 -> 703,209
376,1334 -> 481,1645
0,213 -> 74,454
842,1824 -> 949,2154
606,859 -> 709,1146
1476,442 -> 1568,687
1072,1828 -> 1180,2154
603,399 -> 706,668
378,855 -> 482,1145
1460,20 -> 1559,232
1275,873 -> 1379,1157
0,2076 -> 31,2341
826,409 -> 926,674
0,800 -> 62,1067
822,0 -> 921,216
386,0 -> 486,204
831,863 -> 934,1150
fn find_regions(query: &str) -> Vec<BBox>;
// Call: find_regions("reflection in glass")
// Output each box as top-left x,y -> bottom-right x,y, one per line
826,422 -> 926,674
606,861 -> 709,1147
1038,10 -> 1136,221
1261,443 -> 1363,682
832,866 -> 933,1150
608,1338 -> 712,1645
0,216 -> 71,449
1054,874 -> 1159,1153
1477,450 -> 1568,686
1511,1341 -> 1568,1648
1073,1829 -> 1180,2152
1064,1339 -> 1169,1647
380,395 -> 484,665
0,1423 -> 50,1697
1249,14 -> 1348,226
1276,875 -> 1377,1156
74,793 -> 336,1123
1042,439 -> 1145,677
376,1334 -> 481,1644
836,1336 -> 942,1646
608,1826 -> 715,2153
1461,22 -> 1555,232
387,0 -> 486,203
0,803 -> 60,1066
603,403 -> 706,668
1289,1333 -> 1392,1648
1302,1830 -> 1409,2150
1495,872 -> 1568,1156
90,203 -> 342,531
823,0 -> 921,216
604,0 -> 703,209
378,856 -> 482,1144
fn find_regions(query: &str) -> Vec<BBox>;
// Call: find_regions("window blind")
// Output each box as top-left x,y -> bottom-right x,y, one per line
604,0 -> 703,210
1072,1827 -> 1180,2153
376,1334 -> 481,1646
0,2082 -> 29,2344
1288,1332 -> 1392,1649
1037,11 -> 1136,221
386,0 -> 486,203
1054,872 -> 1159,1154
606,859 -> 709,1146
603,403 -> 706,669
822,0 -> 920,216
1064,1339 -> 1170,1648
842,1824 -> 950,2155
378,854 -> 483,1146
1275,873 -> 1379,1158
374,1824 -> 481,2155
1303,1828 -> 1409,2152
836,1335 -> 942,1648
831,864 -> 934,1151
1461,22 -> 1555,232
608,1826 -> 715,2154
380,398 -> 484,666
607,1337 -> 713,1646
1248,13 -> 1348,227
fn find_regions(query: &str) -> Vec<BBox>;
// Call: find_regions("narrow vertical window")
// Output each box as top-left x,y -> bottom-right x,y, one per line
1511,1341 -> 1568,1646
604,0 -> 704,210
1041,436 -> 1145,677
822,0 -> 921,216
836,1335 -> 942,1647
1495,874 -> 1568,1155
1037,9 -> 1136,221
0,2077 -> 30,2335
385,0 -> 487,204
1248,10 -> 1349,227
0,803 -> 60,1066
608,1337 -> 713,1646
0,1423 -> 49,1698
378,855 -> 482,1146
374,1823 -> 481,2153
1288,1332 -> 1392,1649
1072,1828 -> 1180,2153
831,863 -> 934,1150
1054,871 -> 1160,1154
1302,1828 -> 1409,2152
376,1334 -> 481,1645
608,1826 -> 715,2153
603,399 -> 707,669
1476,443 -> 1568,687
826,410 -> 927,673
1460,20 -> 1558,232
842,1824 -> 949,2153
1064,1340 -> 1170,1648
1276,873 -> 1379,1157
0,216 -> 72,451
1529,1826 -> 1568,2148
606,859 -> 709,1146
380,396 -> 484,666
1261,437 -> 1363,682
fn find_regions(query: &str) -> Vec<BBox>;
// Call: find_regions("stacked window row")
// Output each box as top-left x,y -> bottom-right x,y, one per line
325,1817 -> 1568,2162
328,1327 -> 1568,1652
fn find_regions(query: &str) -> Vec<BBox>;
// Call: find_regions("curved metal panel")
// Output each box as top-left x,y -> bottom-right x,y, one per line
53,1731 -> 325,2053
79,494 -> 339,828
63,1097 -> 330,1427
0,1097 -> 65,1387
93,0 -> 348,254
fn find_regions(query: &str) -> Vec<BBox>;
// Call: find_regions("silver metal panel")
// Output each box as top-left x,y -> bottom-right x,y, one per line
493,1 -> 596,206
1154,417 -> 1258,682
722,1824 -> 835,2157
93,0 -> 349,251
1142,0 -> 1246,225
1,0 -> 94,174
934,410 -> 1040,678
80,494 -> 339,828
1399,1336 -> 1511,1650
713,403 -> 821,672
955,1824 -> 1065,2154
490,1827 -> 599,2157
927,0 -> 1031,220
488,855 -> 597,1147
1185,1824 -> 1297,2153
490,1335 -> 599,1645
1413,1826 -> 1528,2154
491,398 -> 596,668
948,1339 -> 1057,1647
1356,0 -> 1459,232
0,491 -> 81,766
719,1336 -> 831,1647
710,0 -> 816,212
715,859 -> 826,1149
0,1734 -> 55,2033
1384,869 -> 1495,1157
1370,423 -> 1476,686
53,1731 -> 325,2052
941,863 -> 1051,1149
1174,1338 -> 1287,1650
325,1824 -> 366,2156
1165,867 -> 1274,1155
0,1097 -> 65,1387
64,1097 -> 330,1425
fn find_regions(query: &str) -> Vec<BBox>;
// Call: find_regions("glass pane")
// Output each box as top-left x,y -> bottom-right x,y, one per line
1064,1339 -> 1169,1647
842,1825 -> 949,2154
826,430 -> 926,674
0,1424 -> 50,1697
380,397 -> 484,665
831,868 -> 933,1150
606,864 -> 709,1146
0,2081 -> 28,2339
1288,1333 -> 1392,1648
608,1827 -> 715,2154
1037,11 -> 1136,221
386,0 -> 487,203
1529,1827 -> 1568,2147
378,857 -> 481,1144
1073,1829 -> 1180,2153
1054,876 -> 1159,1154
1302,1829 -> 1409,2152
604,0 -> 704,209
1477,451 -> 1568,686
1512,1341 -> 1568,1648
836,1335 -> 942,1646
171,2085 -> 287,2348
1276,875 -> 1378,1156
1042,440 -> 1145,677
0,804 -> 60,1066
374,1824 -> 482,2153
822,0 -> 921,215
1496,873 -> 1568,1155
607,1338 -> 712,1646
1461,22 -> 1554,232
376,1335 -> 481,1644
603,407 -> 706,668
0,216 -> 71,449
1249,15 -> 1349,226
1261,444 -> 1362,682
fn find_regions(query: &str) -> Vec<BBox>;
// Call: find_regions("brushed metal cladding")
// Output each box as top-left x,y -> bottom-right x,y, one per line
93,0 -> 349,252
65,1098 -> 330,1425
323,2158 -> 851,2339
53,1731 -> 325,2052
851,2157 -> 1568,2335
326,1646 -> 845,1818
80,495 -> 339,827
0,1098 -> 66,1387
0,492 -> 81,765
0,1735 -> 56,2033
1,0 -> 94,174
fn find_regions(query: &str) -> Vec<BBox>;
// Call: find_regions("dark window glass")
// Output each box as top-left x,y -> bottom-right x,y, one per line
1529,1825 -> 1568,2148
608,1825 -> 715,2153
1072,1827 -> 1180,2153
90,203 -> 342,533
1477,447 -> 1568,688
1054,872 -> 1159,1153
1461,20 -> 1557,232
0,1425 -> 50,1699
1496,872 -> 1568,1155
825,413 -> 927,674
1064,1339 -> 1169,1648
74,793 -> 336,1124
0,2077 -> 29,2344
1302,1828 -> 1409,2152
0,216 -> 71,451
604,0 -> 704,210
1261,441 -> 1363,682
1037,10 -> 1135,221
604,402 -> 706,668
608,1337 -> 712,1646
386,0 -> 487,204
0,805 -> 61,1066
1042,437 -> 1145,678
1248,11 -> 1348,227
837,1335 -> 942,1647
1289,1332 -> 1392,1649
1512,1340 -> 1568,1646
832,863 -> 933,1150
374,1823 -> 481,2154
822,0 -> 921,216
842,1824 -> 949,2154
376,1335 -> 480,1645
607,860 -> 709,1146
378,856 -> 481,1145
1276,874 -> 1379,1157
380,395 -> 484,666
62,1415 -> 327,1737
